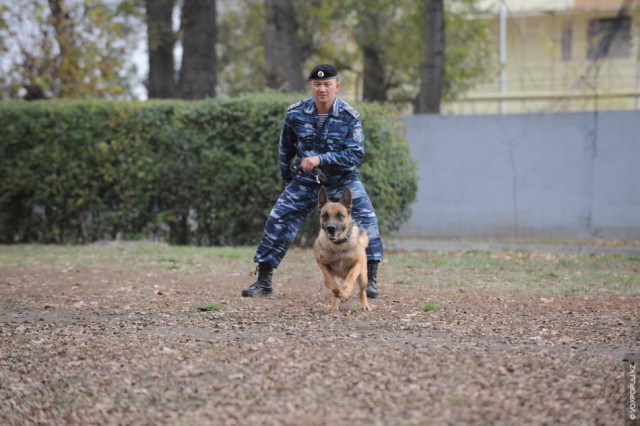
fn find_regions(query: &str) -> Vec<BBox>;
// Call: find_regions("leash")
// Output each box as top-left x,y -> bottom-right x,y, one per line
290,157 -> 327,184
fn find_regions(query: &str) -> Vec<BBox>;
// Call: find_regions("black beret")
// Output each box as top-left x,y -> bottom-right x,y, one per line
308,64 -> 338,80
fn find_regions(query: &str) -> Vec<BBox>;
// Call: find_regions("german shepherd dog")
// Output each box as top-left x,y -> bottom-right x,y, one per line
314,186 -> 371,312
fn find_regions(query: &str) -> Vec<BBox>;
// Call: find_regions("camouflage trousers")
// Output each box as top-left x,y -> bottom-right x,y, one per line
254,178 -> 384,268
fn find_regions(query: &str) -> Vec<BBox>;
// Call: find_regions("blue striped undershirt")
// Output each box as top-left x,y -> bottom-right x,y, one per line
317,113 -> 328,127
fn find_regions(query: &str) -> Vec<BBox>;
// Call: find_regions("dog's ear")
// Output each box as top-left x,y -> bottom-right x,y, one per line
340,187 -> 353,211
318,186 -> 328,208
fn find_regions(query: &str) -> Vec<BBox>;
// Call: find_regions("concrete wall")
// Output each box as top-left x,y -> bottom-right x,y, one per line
394,111 -> 640,239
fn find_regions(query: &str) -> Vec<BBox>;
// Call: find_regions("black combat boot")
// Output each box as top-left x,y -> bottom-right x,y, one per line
365,261 -> 380,299
241,263 -> 274,297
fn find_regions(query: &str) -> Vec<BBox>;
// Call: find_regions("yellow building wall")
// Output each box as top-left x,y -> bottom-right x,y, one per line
447,7 -> 640,114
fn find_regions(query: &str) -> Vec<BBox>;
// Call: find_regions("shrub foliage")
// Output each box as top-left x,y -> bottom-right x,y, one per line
0,93 -> 417,245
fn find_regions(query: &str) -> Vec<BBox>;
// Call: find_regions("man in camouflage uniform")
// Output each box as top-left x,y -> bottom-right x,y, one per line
242,64 -> 383,299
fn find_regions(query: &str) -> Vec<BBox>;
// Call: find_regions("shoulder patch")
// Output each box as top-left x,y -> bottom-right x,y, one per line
344,104 -> 360,119
353,128 -> 364,143
287,100 -> 303,111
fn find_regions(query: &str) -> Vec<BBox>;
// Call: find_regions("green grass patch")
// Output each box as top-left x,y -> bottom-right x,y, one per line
421,303 -> 439,312
1,243 -> 638,297
0,243 -> 256,274
198,304 -> 222,312
381,249 -> 640,295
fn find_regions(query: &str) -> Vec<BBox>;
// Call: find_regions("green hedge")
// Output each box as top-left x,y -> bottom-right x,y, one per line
0,93 -> 417,245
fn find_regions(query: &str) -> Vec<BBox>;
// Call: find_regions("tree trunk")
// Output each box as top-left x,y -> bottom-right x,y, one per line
361,11 -> 388,102
48,0 -> 80,97
416,0 -> 445,114
264,0 -> 304,92
178,0 -> 217,99
145,0 -> 177,99
145,0 -> 176,99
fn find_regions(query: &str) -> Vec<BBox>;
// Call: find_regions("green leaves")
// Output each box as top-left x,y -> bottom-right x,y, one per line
0,1 -> 141,100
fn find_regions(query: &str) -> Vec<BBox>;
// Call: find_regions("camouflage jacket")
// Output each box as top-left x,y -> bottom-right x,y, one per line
279,96 -> 365,185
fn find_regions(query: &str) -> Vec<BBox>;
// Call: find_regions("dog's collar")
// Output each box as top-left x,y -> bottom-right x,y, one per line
326,222 -> 355,245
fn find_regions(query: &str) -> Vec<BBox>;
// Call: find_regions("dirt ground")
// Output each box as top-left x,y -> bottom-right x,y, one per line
1,244 -> 638,425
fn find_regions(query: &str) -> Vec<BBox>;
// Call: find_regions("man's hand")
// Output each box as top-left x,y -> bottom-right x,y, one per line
300,156 -> 320,172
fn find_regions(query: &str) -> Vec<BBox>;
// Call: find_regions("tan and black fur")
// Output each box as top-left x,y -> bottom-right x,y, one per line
314,186 -> 370,312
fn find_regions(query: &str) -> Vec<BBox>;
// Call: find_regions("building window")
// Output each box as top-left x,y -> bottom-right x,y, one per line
562,21 -> 572,61
587,16 -> 631,59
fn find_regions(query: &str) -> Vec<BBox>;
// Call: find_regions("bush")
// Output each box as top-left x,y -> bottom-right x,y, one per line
0,93 -> 416,245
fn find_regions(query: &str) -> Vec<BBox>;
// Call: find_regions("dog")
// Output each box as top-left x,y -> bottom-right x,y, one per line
314,186 -> 371,312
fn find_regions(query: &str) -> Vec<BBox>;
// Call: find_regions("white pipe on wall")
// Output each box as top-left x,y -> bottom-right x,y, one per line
499,1 -> 507,114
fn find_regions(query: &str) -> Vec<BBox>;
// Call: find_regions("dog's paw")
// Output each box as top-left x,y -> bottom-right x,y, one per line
329,299 -> 340,312
362,302 -> 371,312
339,286 -> 354,302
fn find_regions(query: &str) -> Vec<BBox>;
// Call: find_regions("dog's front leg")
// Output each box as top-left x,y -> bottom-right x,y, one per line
340,261 -> 363,304
317,261 -> 343,311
